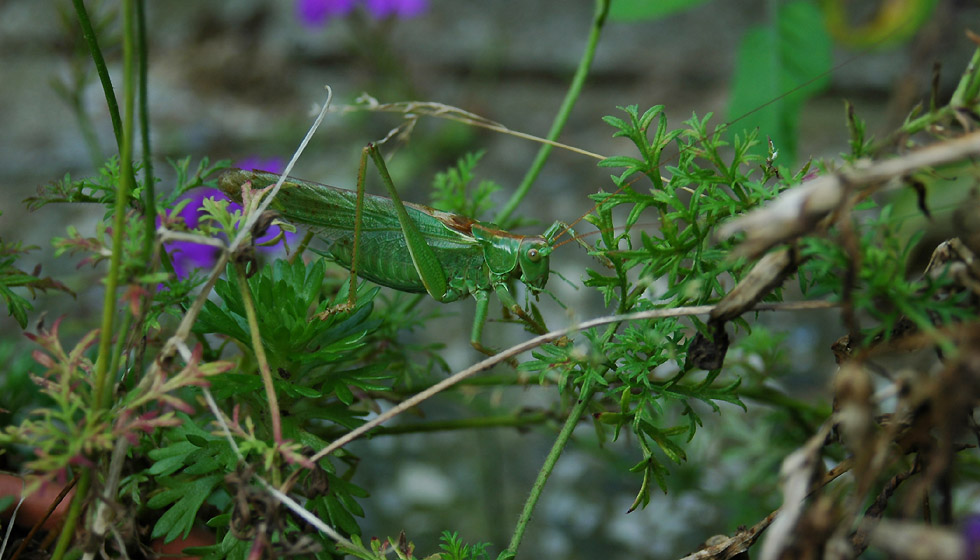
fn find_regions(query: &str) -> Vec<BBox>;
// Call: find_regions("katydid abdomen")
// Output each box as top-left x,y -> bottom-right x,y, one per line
219,166 -> 553,353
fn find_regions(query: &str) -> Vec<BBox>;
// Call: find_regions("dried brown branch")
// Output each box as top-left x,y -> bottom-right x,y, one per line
719,131 -> 980,259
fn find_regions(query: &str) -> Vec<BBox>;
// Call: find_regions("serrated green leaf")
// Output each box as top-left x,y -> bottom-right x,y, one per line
147,440 -> 199,476
149,474 -> 222,542
600,115 -> 629,132
598,156 -> 645,169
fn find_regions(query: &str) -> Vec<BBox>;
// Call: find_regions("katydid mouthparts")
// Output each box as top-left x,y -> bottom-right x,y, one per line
218,144 -> 569,356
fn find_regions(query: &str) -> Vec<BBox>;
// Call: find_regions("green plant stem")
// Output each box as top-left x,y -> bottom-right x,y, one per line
891,48 -> 980,140
94,0 -> 136,412
370,373 -> 559,400
494,0 -> 609,225
289,230 -> 316,264
504,387 -> 594,558
107,309 -> 133,393
737,385 -> 827,416
234,266 -> 284,445
53,3 -> 137,558
50,471 -> 90,560
950,47 -> 980,108
371,411 -> 552,435
70,0 -> 123,148
136,0 -> 155,262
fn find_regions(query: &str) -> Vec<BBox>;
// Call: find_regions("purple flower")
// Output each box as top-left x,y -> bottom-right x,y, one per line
162,188 -> 224,280
236,157 -> 298,248
296,0 -> 427,26
964,515 -> 980,560
364,0 -> 427,18
162,157 -> 296,280
237,157 -> 286,176
297,0 -> 356,27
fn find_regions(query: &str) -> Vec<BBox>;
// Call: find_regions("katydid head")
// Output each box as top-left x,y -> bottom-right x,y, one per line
517,237 -> 552,292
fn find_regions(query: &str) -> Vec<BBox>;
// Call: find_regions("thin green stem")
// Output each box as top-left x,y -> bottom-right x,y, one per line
950,47 -> 980,108
495,0 -> 609,225
234,266 -> 283,445
371,411 -> 552,436
71,0 -> 123,148
93,0 -> 136,412
504,387 -> 594,558
137,0 -> 156,263
289,230 -> 316,264
53,3 -> 137,557
106,309 -> 133,395
50,471 -> 90,560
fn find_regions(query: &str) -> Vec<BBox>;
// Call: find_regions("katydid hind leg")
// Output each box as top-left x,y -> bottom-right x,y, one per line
365,144 -> 450,302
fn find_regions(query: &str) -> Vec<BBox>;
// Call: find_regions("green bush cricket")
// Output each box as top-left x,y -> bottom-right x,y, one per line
219,143 -> 576,356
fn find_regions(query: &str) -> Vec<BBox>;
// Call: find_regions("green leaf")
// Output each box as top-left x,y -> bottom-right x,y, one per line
323,494 -> 360,535
727,0 -> 832,164
147,440 -> 199,476
598,156 -> 645,169
149,474 -> 223,542
609,0 -> 712,22
0,284 -> 30,328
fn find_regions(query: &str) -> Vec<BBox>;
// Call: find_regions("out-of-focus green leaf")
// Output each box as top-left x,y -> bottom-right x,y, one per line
609,0 -> 712,21
728,0 -> 832,164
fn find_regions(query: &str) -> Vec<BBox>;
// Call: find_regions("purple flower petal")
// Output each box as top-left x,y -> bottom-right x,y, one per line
162,156 -> 303,281
232,157 -> 298,251
166,241 -> 220,280
392,0 -> 428,17
963,515 -> 980,560
179,188 -> 227,229
296,0 -> 355,27
160,188 -> 231,280
364,0 -> 428,18
236,156 -> 286,175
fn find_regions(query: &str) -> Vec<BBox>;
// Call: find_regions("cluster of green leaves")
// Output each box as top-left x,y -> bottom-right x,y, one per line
3,147 -> 398,554
799,201 -> 972,347
611,0 -> 940,164
195,258 -> 388,434
147,414 -> 370,558
727,0 -> 832,165
140,256 -> 395,550
525,104 -> 812,508
0,234 -> 73,328
430,150 -> 501,220
340,530 -> 490,560
0,317 -> 231,488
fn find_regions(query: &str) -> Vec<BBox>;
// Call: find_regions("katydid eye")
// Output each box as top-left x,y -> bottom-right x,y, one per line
527,248 -> 541,262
